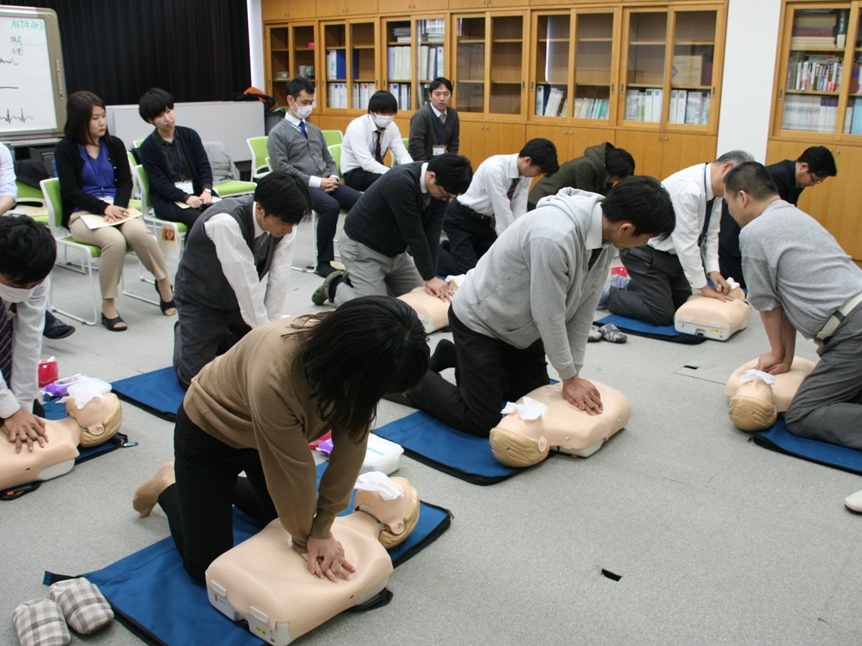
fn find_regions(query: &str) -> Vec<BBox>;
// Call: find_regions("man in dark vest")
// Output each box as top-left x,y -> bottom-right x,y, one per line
172,171 -> 310,388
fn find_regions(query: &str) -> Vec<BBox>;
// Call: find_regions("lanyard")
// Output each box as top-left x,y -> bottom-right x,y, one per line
700,164 -> 715,246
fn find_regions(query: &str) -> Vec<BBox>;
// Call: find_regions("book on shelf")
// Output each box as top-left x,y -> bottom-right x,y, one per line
836,10 -> 849,48
388,82 -> 411,110
543,87 -> 565,117
782,94 -> 838,132
327,49 -> 346,80
672,56 -> 703,86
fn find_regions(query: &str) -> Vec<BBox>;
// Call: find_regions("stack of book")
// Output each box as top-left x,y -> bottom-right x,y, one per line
843,96 -> 862,134
326,83 -> 348,108
790,10 -> 844,49
571,97 -> 608,120
786,52 -> 843,92
667,89 -> 711,125
418,45 -> 444,81
387,83 -> 412,110
387,46 -> 411,80
624,88 -> 663,122
352,83 -> 378,109
391,26 -> 411,43
782,94 -> 838,131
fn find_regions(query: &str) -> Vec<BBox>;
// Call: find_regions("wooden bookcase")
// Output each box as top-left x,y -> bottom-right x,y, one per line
262,0 -> 727,178
768,1 -> 862,260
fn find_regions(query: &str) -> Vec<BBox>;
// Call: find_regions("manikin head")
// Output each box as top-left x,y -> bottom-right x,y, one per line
728,378 -> 778,432
65,393 -> 123,447
354,476 -> 420,549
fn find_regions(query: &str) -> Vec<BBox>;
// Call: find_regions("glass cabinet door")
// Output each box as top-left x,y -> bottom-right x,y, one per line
268,26 -> 290,101
573,11 -> 615,122
534,13 -> 571,119
323,24 -> 347,109
455,16 -> 486,113
622,10 -> 667,124
350,22 -> 377,110
489,15 -> 525,116
384,19 -> 413,111
291,25 -> 316,84
845,8 -> 862,135
669,9 -> 718,126
416,18 -> 446,109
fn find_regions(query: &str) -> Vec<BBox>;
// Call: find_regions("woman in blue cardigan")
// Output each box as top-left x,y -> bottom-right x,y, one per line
54,91 -> 175,331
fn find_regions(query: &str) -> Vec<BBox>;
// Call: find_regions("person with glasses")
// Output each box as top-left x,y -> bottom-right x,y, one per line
719,146 -> 837,288
408,77 -> 460,162
312,154 -> 473,307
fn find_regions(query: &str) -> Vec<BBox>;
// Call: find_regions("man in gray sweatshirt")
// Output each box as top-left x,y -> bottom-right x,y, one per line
724,161 -> 862,451
400,177 -> 676,438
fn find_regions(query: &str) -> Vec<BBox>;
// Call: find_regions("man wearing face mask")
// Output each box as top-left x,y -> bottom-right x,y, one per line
0,215 -> 57,453
341,91 -> 413,191
268,77 -> 361,278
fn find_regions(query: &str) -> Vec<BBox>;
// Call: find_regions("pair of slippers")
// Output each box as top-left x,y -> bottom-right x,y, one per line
588,323 -> 627,343
13,578 -> 113,645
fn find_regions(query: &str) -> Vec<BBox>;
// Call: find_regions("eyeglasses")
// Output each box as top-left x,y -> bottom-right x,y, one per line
809,171 -> 825,185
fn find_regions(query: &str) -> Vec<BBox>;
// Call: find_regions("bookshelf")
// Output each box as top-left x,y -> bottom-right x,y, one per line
768,2 -> 862,261
455,16 -> 487,114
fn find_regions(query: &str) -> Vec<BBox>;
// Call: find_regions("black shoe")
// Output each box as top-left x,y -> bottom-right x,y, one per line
429,339 -> 457,373
43,313 -> 76,339
315,264 -> 337,278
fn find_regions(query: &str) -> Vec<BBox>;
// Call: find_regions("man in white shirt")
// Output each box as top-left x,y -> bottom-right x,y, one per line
172,172 -> 309,388
0,215 -> 56,452
341,90 -> 412,191
602,150 -> 753,325
437,138 -> 558,276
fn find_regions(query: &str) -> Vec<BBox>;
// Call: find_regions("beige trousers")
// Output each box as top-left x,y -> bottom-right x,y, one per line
69,215 -> 168,300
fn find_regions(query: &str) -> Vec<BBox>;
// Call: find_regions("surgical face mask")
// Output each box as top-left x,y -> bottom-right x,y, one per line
373,114 -> 395,129
0,283 -> 37,303
294,104 -> 313,120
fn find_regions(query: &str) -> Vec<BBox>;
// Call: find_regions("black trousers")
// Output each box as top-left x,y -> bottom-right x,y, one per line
408,308 -> 548,437
343,168 -> 382,192
163,203 -> 206,228
157,404 -> 278,583
308,185 -> 361,266
608,245 -> 692,325
437,201 -> 498,276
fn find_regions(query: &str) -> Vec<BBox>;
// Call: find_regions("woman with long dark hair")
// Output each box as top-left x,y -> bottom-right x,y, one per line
54,91 -> 175,331
133,296 -> 429,583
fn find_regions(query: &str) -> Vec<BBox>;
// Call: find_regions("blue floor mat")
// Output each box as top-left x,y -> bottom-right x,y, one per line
111,367 -> 185,422
45,463 -> 452,646
752,416 -> 862,476
595,313 -> 706,344
374,411 -> 523,485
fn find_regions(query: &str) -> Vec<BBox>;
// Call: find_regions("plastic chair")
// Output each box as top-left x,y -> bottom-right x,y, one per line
247,136 -> 270,179
11,180 -> 49,225
322,130 -> 344,146
40,178 -> 158,325
128,157 -> 188,257
203,141 -> 256,197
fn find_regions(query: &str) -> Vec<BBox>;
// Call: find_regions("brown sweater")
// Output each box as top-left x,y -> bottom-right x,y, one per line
183,319 -> 368,547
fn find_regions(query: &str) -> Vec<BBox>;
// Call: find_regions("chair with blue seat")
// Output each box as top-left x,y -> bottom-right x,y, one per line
247,136 -> 270,180
40,177 -> 158,325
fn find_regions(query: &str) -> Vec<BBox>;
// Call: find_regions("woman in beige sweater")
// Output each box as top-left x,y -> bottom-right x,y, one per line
134,296 -> 429,583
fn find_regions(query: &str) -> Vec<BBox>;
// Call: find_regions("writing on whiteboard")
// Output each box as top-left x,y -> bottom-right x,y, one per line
0,16 -> 56,132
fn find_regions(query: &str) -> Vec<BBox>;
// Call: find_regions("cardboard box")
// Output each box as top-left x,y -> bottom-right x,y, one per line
672,55 -> 703,86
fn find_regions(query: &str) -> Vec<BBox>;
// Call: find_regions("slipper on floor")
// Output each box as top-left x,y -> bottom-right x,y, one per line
12,598 -> 71,646
101,314 -> 127,332
48,577 -> 113,634
599,323 -> 627,343
588,325 -> 602,342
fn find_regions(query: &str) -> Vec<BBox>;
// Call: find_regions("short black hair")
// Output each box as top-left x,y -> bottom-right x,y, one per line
797,146 -> 837,177
297,295 -> 429,441
520,138 -> 559,175
602,176 -> 675,240
286,76 -> 315,100
138,88 -> 174,123
368,90 -> 398,114
64,91 -> 107,145
254,171 -> 311,225
724,162 -> 779,201
429,77 -> 453,94
605,146 -> 635,178
427,153 -> 473,195
0,215 -> 56,285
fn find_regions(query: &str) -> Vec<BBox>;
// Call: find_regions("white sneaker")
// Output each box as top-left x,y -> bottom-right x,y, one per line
843,488 -> 862,512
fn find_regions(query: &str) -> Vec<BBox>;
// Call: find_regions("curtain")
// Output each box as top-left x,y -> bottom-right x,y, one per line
0,0 -> 251,105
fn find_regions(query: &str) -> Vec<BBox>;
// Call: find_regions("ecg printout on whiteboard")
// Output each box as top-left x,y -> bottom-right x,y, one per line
0,17 -> 57,132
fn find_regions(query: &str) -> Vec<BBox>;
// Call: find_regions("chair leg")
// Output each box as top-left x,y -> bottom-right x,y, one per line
52,257 -> 100,326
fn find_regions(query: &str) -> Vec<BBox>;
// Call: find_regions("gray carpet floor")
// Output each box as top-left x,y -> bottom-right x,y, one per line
2,221 -> 860,646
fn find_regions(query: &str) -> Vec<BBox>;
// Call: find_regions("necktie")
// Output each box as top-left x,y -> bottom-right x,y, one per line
299,121 -> 308,139
374,130 -> 384,164
253,232 -> 273,278
506,178 -> 519,201
0,300 -> 13,386
439,111 -> 446,125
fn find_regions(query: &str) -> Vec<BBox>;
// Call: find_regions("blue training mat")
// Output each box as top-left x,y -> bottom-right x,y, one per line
45,463 -> 452,646
111,367 -> 185,422
373,411 -> 522,485
595,313 -> 706,344
752,416 -> 862,476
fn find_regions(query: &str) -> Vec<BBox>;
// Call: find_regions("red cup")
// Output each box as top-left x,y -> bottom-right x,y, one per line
38,359 -> 59,388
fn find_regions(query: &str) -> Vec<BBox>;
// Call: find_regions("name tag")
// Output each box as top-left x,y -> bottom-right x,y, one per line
175,180 -> 194,194
432,145 -> 446,156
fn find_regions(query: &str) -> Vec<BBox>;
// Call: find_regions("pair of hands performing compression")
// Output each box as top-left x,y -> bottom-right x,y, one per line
305,535 -> 356,583
2,408 -> 48,453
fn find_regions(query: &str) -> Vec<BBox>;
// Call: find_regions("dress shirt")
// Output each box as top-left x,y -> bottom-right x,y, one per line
456,154 -> 529,235
0,143 -> 16,207
649,163 -> 721,290
0,281 -> 47,418
204,206 -> 295,328
341,114 -> 412,175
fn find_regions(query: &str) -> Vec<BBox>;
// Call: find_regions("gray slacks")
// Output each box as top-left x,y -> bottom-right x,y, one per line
333,234 -> 424,307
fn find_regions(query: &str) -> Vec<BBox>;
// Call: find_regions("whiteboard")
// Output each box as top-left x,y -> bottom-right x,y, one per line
0,7 -> 66,139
